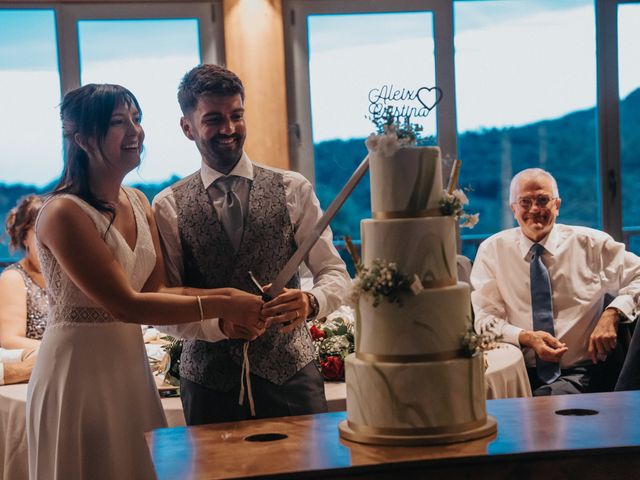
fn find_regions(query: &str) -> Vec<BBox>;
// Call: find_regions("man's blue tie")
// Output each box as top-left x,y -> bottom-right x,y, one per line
530,243 -> 561,384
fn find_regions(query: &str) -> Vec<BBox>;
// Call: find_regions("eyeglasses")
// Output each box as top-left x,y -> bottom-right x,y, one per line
514,195 -> 556,210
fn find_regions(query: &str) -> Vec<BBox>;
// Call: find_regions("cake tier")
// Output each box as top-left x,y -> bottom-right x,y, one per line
361,216 -> 457,285
356,282 -> 471,356
344,353 -> 486,431
369,146 -> 442,216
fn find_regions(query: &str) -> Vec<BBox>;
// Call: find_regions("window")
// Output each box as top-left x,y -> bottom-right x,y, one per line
285,0 -> 455,270
0,3 -> 223,262
0,9 -> 61,204
287,0 -> 633,263
454,0 -> 598,258
618,2 -> 640,253
77,19 -> 202,185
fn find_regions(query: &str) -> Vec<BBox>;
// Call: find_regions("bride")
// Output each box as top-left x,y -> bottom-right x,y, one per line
27,83 -> 266,479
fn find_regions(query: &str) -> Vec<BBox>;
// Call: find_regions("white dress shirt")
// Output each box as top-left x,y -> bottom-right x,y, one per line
152,152 -> 350,341
0,348 -> 23,385
471,224 -> 640,368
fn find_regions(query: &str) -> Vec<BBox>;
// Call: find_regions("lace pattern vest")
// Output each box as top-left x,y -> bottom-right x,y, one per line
173,166 -> 316,390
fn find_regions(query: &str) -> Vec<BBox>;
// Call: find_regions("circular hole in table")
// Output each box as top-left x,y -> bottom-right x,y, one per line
555,408 -> 599,416
244,433 -> 289,442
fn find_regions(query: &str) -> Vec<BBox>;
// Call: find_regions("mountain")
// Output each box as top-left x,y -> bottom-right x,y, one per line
314,87 -> 640,249
1,88 -> 639,261
0,177 -> 180,261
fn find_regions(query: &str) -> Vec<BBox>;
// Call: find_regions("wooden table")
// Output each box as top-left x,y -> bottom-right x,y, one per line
147,391 -> 640,479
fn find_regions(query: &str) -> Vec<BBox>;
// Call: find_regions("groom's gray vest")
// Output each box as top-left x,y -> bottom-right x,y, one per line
173,165 -> 316,392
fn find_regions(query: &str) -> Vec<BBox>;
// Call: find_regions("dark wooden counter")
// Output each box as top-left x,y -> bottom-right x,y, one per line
147,391 -> 640,479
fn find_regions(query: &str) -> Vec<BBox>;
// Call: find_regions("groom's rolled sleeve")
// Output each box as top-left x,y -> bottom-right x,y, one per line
286,172 -> 350,318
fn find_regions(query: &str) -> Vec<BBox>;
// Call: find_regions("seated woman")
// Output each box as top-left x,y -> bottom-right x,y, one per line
0,195 -> 48,349
0,347 -> 36,385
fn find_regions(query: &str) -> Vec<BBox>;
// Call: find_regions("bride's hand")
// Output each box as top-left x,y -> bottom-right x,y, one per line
220,289 -> 268,339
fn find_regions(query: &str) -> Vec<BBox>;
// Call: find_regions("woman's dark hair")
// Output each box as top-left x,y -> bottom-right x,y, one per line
5,195 -> 44,253
54,83 -> 142,219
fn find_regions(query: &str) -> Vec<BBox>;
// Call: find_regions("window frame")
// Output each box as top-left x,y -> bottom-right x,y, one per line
285,0 -> 635,247
283,0 -> 456,185
0,2 -> 224,263
0,2 -> 224,99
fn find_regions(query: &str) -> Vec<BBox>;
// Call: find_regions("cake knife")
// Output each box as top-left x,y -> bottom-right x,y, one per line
247,155 -> 370,302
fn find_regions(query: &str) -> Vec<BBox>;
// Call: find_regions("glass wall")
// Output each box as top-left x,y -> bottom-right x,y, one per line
0,4 -> 218,263
0,9 -> 61,261
78,19 -> 202,187
454,0 -> 598,258
307,11 -> 438,250
618,2 -> 640,254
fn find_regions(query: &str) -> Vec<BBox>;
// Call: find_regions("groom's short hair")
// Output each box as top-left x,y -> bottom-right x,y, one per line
178,64 -> 245,114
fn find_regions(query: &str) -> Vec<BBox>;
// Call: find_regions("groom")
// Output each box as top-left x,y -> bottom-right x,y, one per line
153,64 -> 350,424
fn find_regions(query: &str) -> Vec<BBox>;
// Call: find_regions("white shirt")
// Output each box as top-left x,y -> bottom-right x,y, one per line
152,152 -> 350,341
471,224 -> 640,368
0,348 -> 24,385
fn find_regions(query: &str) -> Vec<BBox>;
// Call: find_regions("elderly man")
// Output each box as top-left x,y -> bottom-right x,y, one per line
471,168 -> 640,395
0,348 -> 35,385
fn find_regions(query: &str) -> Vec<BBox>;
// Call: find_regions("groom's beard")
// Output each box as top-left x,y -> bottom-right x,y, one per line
200,133 -> 244,172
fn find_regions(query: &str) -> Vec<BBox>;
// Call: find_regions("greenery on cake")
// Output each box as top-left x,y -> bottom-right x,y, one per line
439,188 -> 480,229
460,317 -> 502,356
349,258 -> 413,307
369,106 -> 424,145
309,307 -> 355,381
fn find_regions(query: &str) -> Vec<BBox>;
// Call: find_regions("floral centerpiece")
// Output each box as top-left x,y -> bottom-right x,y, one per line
309,306 -> 355,381
161,336 -> 183,386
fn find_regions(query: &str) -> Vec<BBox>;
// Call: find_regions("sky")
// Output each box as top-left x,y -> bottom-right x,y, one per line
1,2 -> 639,186
308,1 -> 640,142
0,14 -> 202,187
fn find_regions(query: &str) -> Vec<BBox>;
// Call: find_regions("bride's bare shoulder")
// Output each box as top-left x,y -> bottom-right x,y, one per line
37,196 -> 98,241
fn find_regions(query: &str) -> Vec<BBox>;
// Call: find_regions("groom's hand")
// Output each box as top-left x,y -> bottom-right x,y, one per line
219,289 -> 268,340
219,318 -> 266,341
262,288 -> 310,334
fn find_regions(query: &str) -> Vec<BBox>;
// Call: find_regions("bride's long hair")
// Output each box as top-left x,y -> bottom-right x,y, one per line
53,84 -> 143,221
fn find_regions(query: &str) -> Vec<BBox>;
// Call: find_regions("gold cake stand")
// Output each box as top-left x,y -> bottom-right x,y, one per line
338,416 -> 497,446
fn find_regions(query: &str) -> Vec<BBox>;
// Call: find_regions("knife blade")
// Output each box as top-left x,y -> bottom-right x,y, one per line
257,154 -> 370,301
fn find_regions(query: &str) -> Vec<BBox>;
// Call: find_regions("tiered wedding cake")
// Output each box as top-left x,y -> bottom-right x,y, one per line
338,135 -> 496,446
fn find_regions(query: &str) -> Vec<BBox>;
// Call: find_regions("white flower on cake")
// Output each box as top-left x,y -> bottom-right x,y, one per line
461,212 -> 480,228
365,124 -> 415,157
452,188 -> 469,205
439,188 -> 479,229
349,258 -> 412,307
366,106 -> 424,149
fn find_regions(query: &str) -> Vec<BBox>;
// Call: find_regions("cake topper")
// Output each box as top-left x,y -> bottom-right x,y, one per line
367,83 -> 443,142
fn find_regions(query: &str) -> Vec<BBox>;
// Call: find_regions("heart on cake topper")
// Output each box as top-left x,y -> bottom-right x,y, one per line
416,86 -> 443,112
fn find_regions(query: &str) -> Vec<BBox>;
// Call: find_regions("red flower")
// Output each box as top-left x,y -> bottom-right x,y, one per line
310,325 -> 326,341
320,355 -> 344,380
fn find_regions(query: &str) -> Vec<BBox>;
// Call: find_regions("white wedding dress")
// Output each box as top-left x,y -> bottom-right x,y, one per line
27,188 -> 167,480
